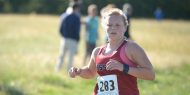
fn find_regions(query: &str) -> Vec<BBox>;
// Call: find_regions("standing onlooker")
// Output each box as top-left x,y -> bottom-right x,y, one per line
154,7 -> 164,21
69,0 -> 83,5
55,3 -> 81,72
123,3 -> 132,39
83,4 -> 99,66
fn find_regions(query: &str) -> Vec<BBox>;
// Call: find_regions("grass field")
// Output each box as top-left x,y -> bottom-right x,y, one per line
0,14 -> 190,95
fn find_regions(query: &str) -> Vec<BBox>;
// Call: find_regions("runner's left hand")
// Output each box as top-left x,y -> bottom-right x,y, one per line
106,59 -> 124,71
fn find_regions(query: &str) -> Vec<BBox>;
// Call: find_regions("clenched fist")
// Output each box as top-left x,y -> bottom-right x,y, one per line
68,67 -> 81,78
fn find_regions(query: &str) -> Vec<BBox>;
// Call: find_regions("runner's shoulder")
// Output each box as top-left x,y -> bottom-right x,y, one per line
92,47 -> 101,55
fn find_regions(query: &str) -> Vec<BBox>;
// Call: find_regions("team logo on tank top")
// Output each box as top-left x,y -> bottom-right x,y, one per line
96,64 -> 106,71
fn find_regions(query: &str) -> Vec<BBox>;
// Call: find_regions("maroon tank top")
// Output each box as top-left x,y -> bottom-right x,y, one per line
94,40 -> 139,95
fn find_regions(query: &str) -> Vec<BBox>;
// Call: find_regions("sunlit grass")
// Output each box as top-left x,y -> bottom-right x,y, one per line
131,19 -> 190,68
0,14 -> 190,95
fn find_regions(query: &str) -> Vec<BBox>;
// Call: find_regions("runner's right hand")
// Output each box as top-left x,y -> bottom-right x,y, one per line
68,67 -> 81,78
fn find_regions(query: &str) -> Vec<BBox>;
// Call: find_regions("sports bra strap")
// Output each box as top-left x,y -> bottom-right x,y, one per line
120,41 -> 137,67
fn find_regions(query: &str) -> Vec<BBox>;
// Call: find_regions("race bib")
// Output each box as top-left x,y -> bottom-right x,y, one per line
97,75 -> 119,95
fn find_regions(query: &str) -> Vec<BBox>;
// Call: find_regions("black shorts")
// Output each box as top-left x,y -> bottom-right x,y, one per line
86,42 -> 96,56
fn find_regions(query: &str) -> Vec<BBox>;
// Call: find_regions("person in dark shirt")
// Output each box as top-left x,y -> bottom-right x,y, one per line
55,3 -> 81,72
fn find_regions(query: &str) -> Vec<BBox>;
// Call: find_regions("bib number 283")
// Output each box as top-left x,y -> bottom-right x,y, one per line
97,75 -> 119,95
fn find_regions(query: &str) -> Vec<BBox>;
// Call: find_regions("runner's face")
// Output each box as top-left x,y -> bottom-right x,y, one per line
105,15 -> 126,40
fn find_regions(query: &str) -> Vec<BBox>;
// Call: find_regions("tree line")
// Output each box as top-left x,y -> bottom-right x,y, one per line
0,0 -> 189,19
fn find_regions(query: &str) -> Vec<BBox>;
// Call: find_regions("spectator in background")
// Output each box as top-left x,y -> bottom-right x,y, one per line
123,3 -> 132,39
55,3 -> 81,72
68,0 -> 82,15
69,0 -> 83,5
154,7 -> 164,21
83,4 -> 99,66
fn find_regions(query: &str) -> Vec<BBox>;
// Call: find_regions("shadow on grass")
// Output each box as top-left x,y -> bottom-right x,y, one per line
39,74 -> 72,89
0,84 -> 24,95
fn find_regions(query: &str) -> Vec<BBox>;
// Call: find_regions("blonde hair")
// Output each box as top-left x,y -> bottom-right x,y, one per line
102,8 -> 128,27
100,4 -> 116,17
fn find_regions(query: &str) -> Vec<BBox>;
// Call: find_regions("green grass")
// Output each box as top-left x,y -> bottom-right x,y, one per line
0,14 -> 190,95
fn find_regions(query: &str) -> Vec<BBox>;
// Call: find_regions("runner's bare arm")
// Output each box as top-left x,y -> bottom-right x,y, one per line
126,41 -> 155,80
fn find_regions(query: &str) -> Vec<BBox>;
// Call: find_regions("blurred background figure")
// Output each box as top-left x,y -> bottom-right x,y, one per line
55,3 -> 81,72
69,0 -> 83,15
154,7 -> 164,21
69,0 -> 83,5
123,3 -> 132,39
83,4 -> 99,66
